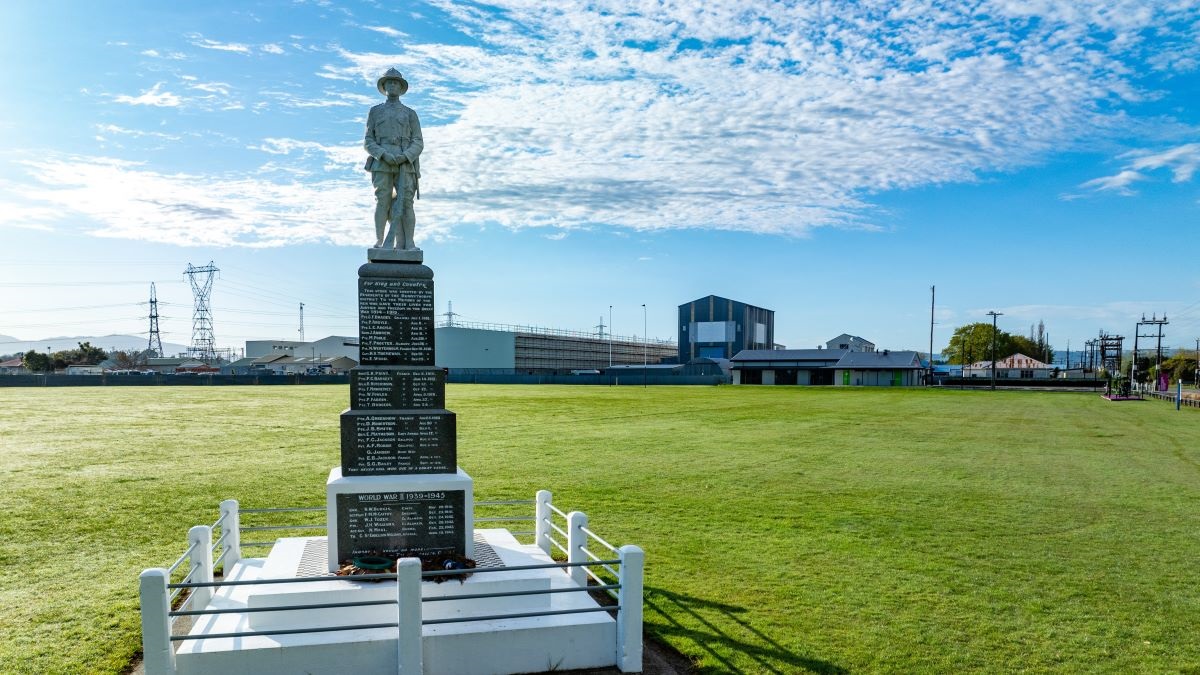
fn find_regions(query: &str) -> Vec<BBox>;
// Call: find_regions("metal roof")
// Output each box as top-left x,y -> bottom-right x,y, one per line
731,349 -> 847,362
834,350 -> 923,368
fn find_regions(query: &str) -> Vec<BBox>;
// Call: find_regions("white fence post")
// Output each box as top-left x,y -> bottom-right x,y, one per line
139,568 -> 176,675
187,525 -> 214,611
219,499 -> 240,570
616,545 -> 644,673
566,511 -> 588,587
535,490 -> 553,556
396,557 -> 424,674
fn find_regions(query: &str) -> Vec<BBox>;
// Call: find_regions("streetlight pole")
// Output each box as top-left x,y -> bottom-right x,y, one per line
986,311 -> 1003,391
642,304 -> 647,388
959,330 -> 966,389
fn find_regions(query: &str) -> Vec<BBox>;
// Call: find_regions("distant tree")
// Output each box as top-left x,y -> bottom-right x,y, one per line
21,350 -> 52,372
111,350 -> 151,369
1159,352 -> 1198,384
943,320 -> 1056,365
942,323 -> 1000,364
72,341 -> 108,365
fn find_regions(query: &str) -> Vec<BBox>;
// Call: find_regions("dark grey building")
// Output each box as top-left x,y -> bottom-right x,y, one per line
678,295 -> 774,362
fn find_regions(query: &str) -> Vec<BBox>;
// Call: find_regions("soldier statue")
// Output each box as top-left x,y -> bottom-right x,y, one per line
364,68 -> 423,250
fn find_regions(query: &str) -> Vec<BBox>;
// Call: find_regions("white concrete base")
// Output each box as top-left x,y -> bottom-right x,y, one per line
246,537 -> 550,630
175,529 -> 617,675
326,467 -> 475,571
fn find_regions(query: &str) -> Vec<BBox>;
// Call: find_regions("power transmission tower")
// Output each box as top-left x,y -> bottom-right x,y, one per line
147,282 -> 163,357
184,262 -> 219,363
298,303 -> 305,342
440,301 -> 460,327
1097,331 -> 1124,375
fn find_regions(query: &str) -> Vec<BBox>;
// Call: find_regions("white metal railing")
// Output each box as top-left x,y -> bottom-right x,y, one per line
138,491 -> 643,674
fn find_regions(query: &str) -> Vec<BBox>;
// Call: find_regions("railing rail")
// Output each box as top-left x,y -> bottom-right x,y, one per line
139,491 -> 643,674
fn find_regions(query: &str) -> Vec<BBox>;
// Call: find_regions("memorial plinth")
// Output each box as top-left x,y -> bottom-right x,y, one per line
326,254 -> 473,570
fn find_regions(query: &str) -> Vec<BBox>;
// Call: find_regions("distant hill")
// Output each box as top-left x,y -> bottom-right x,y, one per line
0,334 -> 189,357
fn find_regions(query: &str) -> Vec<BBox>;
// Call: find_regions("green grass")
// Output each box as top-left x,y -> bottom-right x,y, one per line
1,385 -> 1199,673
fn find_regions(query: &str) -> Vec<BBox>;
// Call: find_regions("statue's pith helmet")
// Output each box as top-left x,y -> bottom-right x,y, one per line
377,68 -> 409,95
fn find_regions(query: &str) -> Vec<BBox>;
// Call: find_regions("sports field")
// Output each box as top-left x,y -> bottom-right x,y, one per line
0,384 -> 1198,673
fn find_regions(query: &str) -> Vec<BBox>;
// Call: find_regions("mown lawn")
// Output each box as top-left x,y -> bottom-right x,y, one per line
0,384 -> 1198,673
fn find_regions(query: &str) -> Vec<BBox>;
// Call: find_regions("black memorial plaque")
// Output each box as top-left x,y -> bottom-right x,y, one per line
358,278 -> 434,365
336,490 -> 465,560
340,411 -> 456,475
350,368 -> 445,410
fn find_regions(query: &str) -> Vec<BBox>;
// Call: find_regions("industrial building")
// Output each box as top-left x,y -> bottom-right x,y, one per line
435,321 -> 676,374
678,295 -> 774,362
245,335 -> 360,361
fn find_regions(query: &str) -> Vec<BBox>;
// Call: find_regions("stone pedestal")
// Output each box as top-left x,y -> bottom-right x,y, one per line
326,255 -> 474,570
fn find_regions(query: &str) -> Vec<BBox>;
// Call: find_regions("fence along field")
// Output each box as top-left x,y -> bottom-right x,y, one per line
0,384 -> 1198,673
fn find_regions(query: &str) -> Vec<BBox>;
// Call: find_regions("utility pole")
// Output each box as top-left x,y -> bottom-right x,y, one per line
1134,314 -> 1168,391
986,311 -> 1002,390
928,285 -> 935,386
608,305 -> 613,368
298,302 -> 305,342
1153,314 -> 1168,390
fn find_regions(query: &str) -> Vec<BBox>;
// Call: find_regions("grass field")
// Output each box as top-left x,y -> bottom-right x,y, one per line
1,384 -> 1198,673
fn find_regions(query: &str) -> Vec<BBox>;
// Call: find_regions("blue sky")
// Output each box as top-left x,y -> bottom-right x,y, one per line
1,0 -> 1198,358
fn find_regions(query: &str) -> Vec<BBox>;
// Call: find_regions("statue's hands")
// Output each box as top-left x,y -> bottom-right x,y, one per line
381,152 -> 397,165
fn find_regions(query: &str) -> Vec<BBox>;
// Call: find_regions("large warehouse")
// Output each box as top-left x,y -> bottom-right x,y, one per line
435,321 -> 676,373
678,295 -> 775,362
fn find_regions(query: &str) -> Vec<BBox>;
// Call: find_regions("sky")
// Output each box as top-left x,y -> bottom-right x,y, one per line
1,0 -> 1198,359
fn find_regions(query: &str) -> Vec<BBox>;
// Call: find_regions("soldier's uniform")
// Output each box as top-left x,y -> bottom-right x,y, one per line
364,70 -> 423,250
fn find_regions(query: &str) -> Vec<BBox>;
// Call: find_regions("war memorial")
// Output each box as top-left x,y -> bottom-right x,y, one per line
137,69 -> 644,675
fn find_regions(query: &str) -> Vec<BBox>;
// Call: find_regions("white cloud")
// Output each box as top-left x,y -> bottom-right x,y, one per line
189,81 -> 233,97
10,155 -> 443,248
112,83 -> 182,107
1129,143 -> 1200,182
141,48 -> 188,60
993,301 -> 1189,325
261,43 -> 285,55
1079,142 -> 1200,194
1079,169 -> 1146,194
94,124 -> 182,141
364,26 -> 405,38
315,0 -> 1200,237
248,138 -> 362,171
187,33 -> 252,54
19,1 -> 1200,248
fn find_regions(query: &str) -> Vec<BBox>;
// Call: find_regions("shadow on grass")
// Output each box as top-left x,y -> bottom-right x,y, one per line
645,586 -> 847,674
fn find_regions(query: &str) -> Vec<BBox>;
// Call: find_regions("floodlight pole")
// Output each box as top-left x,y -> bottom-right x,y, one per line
987,311 -> 1003,391
642,304 -> 647,388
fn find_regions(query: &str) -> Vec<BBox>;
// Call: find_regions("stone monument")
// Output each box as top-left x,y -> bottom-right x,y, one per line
325,69 -> 472,570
